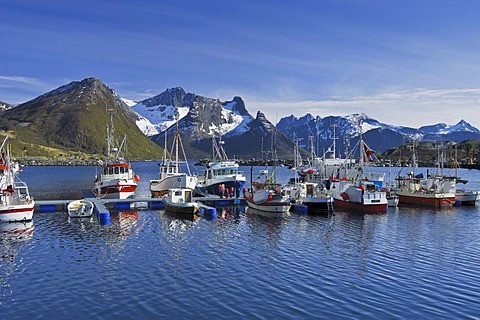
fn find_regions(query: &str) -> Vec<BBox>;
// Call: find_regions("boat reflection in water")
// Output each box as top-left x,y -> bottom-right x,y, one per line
0,221 -> 34,300
162,209 -> 199,223
160,209 -> 199,236
0,221 -> 34,243
245,206 -> 291,219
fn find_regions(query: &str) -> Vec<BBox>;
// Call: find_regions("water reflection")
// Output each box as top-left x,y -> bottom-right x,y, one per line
0,221 -> 34,257
245,206 -> 292,219
159,210 -> 199,235
0,221 -> 34,301
216,206 -> 244,223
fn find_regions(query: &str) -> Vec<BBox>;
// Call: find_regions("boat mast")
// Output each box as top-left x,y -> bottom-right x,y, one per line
0,135 -> 8,154
175,108 -> 179,173
358,119 -> 365,174
309,135 -> 315,166
106,109 -> 115,161
330,124 -> 338,159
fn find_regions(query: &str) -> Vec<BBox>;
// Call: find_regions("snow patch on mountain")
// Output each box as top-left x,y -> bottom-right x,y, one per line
121,98 -> 137,107
438,120 -> 480,134
131,102 -> 190,135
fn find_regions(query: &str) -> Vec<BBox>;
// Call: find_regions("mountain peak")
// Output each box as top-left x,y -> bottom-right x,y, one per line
223,96 -> 248,115
32,77 -> 106,103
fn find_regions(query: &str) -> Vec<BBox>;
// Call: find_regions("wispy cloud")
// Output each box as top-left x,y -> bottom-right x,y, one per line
0,76 -> 64,103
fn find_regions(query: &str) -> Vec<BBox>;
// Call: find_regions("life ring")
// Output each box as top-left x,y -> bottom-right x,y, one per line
178,198 -> 184,203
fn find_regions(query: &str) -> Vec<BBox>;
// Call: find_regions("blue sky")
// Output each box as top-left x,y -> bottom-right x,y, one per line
2,0 -> 480,129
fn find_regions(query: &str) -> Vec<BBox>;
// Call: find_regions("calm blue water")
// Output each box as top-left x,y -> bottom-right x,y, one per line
1,162 -> 480,319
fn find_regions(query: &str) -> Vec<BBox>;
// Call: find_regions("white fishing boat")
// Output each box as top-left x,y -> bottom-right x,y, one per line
245,130 -> 291,214
93,109 -> 139,199
284,138 -> 333,212
286,181 -> 334,212
455,190 -> 479,206
0,136 -> 35,223
150,110 -> 197,197
195,136 -> 246,197
67,199 -> 94,218
164,188 -> 199,215
327,121 -> 387,214
245,182 -> 292,214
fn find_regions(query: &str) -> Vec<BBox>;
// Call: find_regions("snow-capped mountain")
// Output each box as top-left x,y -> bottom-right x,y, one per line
131,88 -> 253,138
419,119 -> 480,135
125,86 -> 480,158
129,87 -> 288,158
276,113 -> 480,155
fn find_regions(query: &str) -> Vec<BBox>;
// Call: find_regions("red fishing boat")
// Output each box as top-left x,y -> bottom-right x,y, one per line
0,135 -> 35,222
93,110 -> 139,200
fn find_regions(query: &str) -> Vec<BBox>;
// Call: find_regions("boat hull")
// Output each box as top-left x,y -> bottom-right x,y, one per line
94,183 -> 137,200
455,190 -> 479,206
387,196 -> 399,207
0,202 -> 35,222
333,198 -> 387,214
164,203 -> 199,215
300,196 -> 334,212
245,195 -> 291,214
396,192 -> 455,208
150,175 -> 197,198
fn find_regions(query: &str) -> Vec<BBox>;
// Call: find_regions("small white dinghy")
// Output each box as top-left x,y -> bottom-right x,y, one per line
68,200 -> 94,218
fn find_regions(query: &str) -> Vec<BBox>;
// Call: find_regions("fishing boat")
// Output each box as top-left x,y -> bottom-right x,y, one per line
93,110 -> 139,199
327,121 -> 387,214
195,136 -> 246,197
394,143 -> 456,208
245,161 -> 291,214
164,188 -> 199,214
245,181 -> 291,214
284,138 -> 333,212
245,129 -> 291,214
455,190 -> 479,206
394,173 -> 456,207
150,110 -> 197,197
67,199 -> 94,218
0,136 -> 35,223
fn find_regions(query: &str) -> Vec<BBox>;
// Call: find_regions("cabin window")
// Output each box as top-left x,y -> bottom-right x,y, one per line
120,167 -> 125,174
104,168 -> 108,175
175,190 -> 182,196
115,167 -> 120,174
109,168 -> 114,175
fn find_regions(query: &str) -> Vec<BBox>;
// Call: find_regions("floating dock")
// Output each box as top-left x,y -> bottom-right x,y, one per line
35,196 -> 245,215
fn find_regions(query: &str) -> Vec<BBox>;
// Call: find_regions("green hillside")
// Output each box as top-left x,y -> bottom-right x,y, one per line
0,78 -> 164,160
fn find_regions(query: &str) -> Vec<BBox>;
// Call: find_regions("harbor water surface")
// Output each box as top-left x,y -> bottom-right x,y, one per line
1,162 -> 480,319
